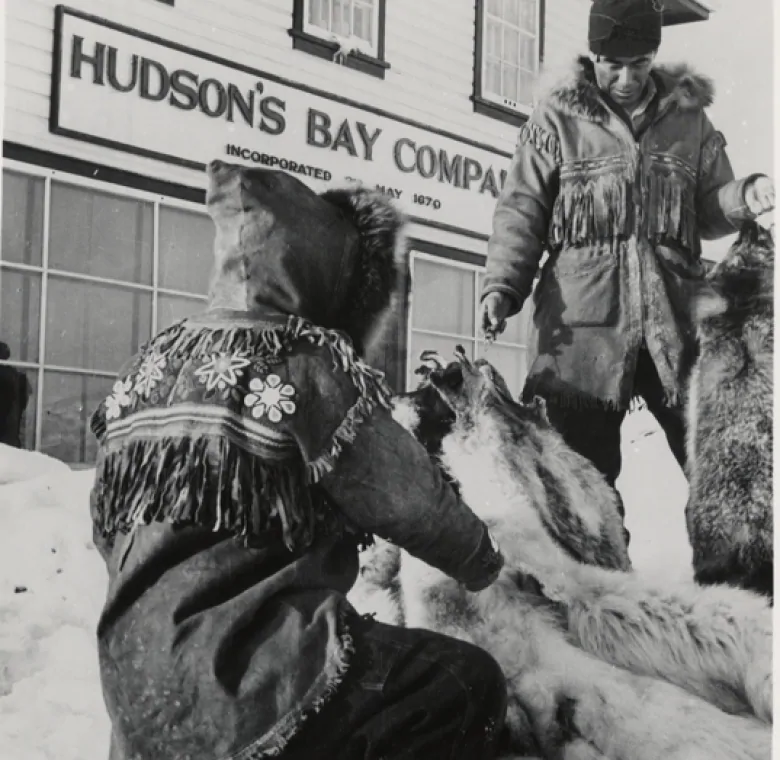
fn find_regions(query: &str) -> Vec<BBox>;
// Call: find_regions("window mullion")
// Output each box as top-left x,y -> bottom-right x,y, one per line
152,202 -> 161,334
35,175 -> 52,451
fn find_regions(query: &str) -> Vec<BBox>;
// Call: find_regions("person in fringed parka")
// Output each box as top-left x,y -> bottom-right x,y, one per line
89,161 -> 508,760
479,0 -> 775,538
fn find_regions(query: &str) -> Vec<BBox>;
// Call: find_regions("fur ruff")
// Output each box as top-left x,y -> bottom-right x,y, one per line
536,56 -> 715,124
349,353 -> 772,759
320,184 -> 408,355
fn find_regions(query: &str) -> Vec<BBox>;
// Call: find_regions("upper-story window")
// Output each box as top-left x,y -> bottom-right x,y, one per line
473,0 -> 545,127
290,0 -> 390,80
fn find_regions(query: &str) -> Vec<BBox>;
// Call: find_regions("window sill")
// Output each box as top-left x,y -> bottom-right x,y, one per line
288,29 -> 390,80
472,96 -> 529,128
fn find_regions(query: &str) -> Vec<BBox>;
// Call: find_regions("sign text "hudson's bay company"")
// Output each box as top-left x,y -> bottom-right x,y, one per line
69,35 -> 508,198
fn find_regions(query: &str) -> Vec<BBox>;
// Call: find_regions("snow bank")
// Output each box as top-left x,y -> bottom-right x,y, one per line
0,445 -> 109,760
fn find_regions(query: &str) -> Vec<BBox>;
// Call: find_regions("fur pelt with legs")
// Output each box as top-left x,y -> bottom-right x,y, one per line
348,349 -> 772,759
685,221 -> 774,600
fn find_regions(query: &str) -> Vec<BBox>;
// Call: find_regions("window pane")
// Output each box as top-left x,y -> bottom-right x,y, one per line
412,259 -> 475,336
408,332 -> 475,391
158,206 -> 215,295
503,27 -> 520,65
2,171 -> 45,266
518,68 -> 535,104
503,64 -> 519,101
485,58 -> 502,96
504,0 -> 520,26
45,276 -> 152,373
40,371 -> 114,464
0,363 -> 36,449
519,35 -> 536,71
309,0 -> 330,28
353,2 -> 374,43
486,19 -> 502,57
518,0 -> 537,34
157,294 -> 207,332
1,268 -> 42,362
476,343 -> 528,397
487,0 -> 503,16
48,182 -> 153,284
333,0 -> 350,36
19,368 -> 37,451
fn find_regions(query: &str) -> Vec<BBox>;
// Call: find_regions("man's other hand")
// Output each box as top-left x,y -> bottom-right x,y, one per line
480,292 -> 514,339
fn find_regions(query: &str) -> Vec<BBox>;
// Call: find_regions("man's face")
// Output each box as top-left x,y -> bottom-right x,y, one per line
593,52 -> 656,108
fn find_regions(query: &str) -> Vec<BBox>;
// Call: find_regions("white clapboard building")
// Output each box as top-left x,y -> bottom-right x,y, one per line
2,0 -> 710,463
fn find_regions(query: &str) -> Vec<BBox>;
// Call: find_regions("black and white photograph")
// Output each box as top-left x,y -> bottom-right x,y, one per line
0,1 -> 775,758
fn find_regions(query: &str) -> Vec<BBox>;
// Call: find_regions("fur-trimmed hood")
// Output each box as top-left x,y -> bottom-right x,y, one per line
538,56 -> 715,123
205,160 -> 408,354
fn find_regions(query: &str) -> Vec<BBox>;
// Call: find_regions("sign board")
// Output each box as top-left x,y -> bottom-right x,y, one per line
51,6 -> 514,238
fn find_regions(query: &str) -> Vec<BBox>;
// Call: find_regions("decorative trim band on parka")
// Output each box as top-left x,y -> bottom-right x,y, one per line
483,57 -> 761,411
90,313 -> 393,553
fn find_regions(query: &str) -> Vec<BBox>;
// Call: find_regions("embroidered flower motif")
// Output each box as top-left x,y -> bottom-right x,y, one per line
243,374 -> 297,423
105,378 -> 134,421
194,351 -> 251,392
133,351 -> 167,398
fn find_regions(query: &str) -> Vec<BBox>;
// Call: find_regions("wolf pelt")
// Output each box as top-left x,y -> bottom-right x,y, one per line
685,221 -> 774,600
349,352 -> 772,758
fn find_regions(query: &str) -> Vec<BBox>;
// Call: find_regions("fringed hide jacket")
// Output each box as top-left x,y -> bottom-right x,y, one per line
90,174 -> 503,760
483,57 -> 761,409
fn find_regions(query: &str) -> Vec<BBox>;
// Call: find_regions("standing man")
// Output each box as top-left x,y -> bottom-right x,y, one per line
480,0 -> 774,534
0,342 -> 31,448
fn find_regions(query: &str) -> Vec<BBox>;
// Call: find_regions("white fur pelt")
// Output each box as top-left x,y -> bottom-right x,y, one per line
348,357 -> 772,759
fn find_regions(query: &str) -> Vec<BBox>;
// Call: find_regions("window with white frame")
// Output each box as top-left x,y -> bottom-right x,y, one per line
476,0 -> 542,117
305,0 -> 380,58
0,164 -> 215,464
407,252 -> 533,396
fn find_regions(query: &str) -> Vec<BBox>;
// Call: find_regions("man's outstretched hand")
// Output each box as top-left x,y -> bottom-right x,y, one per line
745,175 -> 775,216
480,292 -> 514,340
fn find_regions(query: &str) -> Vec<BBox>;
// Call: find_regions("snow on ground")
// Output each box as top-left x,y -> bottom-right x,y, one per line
0,446 -> 109,760
0,416 -> 692,760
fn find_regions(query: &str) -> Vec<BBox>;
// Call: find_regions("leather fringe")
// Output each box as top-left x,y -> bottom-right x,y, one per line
550,172 -> 630,249
550,169 -> 697,252
646,170 -> 698,253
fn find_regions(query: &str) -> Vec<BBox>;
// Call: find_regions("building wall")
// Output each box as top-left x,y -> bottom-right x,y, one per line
2,0 -> 590,462
5,0 -> 591,188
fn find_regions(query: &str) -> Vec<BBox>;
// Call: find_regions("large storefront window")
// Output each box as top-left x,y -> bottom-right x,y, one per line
407,252 -> 532,394
0,164 -> 214,464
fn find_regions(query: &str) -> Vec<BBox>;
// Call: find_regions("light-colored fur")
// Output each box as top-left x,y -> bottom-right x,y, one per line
349,356 -> 772,759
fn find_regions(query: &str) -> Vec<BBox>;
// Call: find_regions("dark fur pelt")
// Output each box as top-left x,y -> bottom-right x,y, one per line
685,222 -> 774,600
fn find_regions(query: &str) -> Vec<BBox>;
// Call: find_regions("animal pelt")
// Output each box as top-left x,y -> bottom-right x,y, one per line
348,350 -> 772,759
685,221 -> 774,600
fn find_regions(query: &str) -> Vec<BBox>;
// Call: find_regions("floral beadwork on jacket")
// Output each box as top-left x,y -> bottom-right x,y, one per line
89,314 -> 392,551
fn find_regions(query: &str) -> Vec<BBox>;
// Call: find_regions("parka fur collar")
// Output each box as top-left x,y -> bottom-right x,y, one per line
538,56 -> 715,123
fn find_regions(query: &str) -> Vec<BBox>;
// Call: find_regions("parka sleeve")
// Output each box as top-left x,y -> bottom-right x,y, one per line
286,346 -> 503,592
696,114 -> 762,240
322,409 -> 503,591
482,107 -> 562,316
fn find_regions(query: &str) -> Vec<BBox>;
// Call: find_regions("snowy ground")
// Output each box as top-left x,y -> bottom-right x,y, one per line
0,409 -> 691,760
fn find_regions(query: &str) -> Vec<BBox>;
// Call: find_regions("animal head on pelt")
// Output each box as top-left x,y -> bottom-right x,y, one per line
693,221 -> 774,361
392,347 -> 631,571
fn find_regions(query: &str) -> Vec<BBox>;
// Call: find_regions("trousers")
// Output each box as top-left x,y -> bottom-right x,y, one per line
538,349 -> 688,541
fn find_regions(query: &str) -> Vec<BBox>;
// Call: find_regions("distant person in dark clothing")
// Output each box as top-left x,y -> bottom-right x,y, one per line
0,342 -> 31,448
